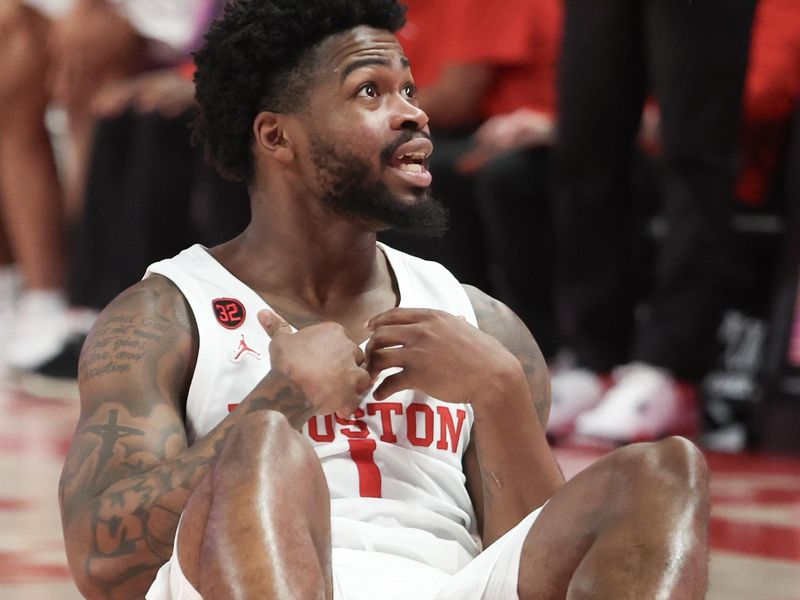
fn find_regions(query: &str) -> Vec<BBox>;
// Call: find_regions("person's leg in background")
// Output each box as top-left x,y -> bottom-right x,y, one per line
40,110 -> 194,382
0,2 -> 70,370
549,0 -> 647,438
474,147 -> 559,360
576,0 -> 757,442
633,0 -> 757,378
48,0 -> 145,222
0,224 -> 20,369
36,107 -> 251,382
115,111 -> 195,293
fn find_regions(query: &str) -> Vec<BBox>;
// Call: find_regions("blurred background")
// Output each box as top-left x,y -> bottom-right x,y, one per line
0,0 -> 798,598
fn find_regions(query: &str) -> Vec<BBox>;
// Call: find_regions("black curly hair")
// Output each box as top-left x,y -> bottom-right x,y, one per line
193,0 -> 407,182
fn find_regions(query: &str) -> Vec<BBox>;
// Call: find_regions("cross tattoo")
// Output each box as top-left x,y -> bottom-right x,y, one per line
85,410 -> 145,481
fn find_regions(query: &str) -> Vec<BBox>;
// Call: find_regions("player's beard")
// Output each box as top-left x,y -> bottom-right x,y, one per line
309,131 -> 449,237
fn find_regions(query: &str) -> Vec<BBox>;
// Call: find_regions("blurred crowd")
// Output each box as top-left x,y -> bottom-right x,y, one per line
0,0 -> 798,451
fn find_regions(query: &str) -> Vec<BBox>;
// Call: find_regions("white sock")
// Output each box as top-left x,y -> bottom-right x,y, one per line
16,289 -> 68,314
0,266 -> 20,304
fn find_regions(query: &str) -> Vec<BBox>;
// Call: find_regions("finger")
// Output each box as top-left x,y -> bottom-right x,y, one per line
366,347 -> 405,379
373,371 -> 413,401
336,391 -> 365,419
367,308 -> 436,331
364,324 -> 413,357
356,368 -> 373,396
354,346 -> 366,367
258,310 -> 292,338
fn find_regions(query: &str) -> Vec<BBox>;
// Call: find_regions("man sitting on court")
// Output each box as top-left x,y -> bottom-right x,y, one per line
58,1 -> 710,598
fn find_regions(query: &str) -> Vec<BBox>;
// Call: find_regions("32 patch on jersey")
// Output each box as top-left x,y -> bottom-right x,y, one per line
212,298 -> 246,329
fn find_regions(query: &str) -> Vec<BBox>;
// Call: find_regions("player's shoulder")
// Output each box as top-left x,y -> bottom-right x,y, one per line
78,275 -> 197,392
463,284 -> 551,424
95,274 -> 193,332
461,284 -> 522,337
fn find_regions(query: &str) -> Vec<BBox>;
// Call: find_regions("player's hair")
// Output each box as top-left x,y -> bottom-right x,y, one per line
193,0 -> 407,182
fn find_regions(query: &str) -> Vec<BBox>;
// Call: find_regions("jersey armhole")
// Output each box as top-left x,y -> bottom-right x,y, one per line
145,265 -> 218,445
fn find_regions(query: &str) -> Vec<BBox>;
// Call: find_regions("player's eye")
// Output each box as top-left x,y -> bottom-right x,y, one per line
357,83 -> 378,98
402,83 -> 417,99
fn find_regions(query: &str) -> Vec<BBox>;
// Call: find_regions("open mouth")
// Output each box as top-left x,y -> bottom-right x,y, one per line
386,138 -> 434,187
390,151 -> 429,173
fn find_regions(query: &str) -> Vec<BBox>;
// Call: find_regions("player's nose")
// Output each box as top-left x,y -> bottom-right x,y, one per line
389,95 -> 428,131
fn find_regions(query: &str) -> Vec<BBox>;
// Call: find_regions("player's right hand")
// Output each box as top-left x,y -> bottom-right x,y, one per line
259,310 -> 372,418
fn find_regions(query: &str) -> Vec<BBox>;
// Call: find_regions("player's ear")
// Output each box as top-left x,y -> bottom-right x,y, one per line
253,111 -> 295,164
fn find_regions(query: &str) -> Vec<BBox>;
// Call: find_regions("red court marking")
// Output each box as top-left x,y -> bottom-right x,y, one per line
0,551 -> 72,582
710,517 -> 800,561
0,498 -> 33,512
8,394 -> 70,410
53,437 -> 72,458
0,435 -> 26,453
706,452 -> 800,476
713,488 -> 800,504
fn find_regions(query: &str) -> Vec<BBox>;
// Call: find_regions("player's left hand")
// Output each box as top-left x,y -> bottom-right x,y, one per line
364,308 -> 528,405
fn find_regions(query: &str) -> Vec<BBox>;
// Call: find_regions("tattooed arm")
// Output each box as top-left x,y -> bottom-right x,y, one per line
58,275 -> 350,599
461,285 -> 564,545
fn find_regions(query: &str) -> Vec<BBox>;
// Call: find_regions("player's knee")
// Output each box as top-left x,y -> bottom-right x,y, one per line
650,436 -> 707,493
221,410 -> 315,471
619,436 -> 708,504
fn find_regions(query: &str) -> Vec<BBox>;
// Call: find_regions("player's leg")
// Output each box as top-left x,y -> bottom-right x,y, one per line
517,436 -> 708,599
177,411 -> 334,600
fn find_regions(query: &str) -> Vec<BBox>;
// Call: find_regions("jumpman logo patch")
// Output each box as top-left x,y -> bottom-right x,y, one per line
232,334 -> 262,363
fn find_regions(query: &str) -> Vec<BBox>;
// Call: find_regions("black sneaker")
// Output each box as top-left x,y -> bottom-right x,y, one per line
17,334 -> 86,400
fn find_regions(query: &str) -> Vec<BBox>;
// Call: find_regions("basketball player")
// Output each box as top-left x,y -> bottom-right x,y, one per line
58,1 -> 710,598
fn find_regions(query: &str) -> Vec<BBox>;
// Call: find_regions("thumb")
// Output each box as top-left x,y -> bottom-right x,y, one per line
258,310 -> 292,339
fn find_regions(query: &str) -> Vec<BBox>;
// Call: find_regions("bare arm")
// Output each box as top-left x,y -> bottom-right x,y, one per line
461,285 -> 564,545
365,291 -> 564,546
58,276 -> 313,599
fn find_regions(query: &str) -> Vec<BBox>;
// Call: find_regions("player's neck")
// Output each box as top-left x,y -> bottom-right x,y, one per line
211,191 -> 391,311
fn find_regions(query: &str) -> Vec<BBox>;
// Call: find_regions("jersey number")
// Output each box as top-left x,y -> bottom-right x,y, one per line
212,298 -> 246,329
348,439 -> 381,498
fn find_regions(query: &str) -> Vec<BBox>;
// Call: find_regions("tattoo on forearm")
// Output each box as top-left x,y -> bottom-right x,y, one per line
247,379 -> 314,429
65,408 -> 225,593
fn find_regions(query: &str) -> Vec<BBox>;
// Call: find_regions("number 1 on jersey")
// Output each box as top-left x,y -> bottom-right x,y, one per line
348,438 -> 382,498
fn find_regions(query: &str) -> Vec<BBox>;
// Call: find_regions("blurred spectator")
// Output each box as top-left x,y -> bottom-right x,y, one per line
456,0 -> 562,359
47,0 -> 147,219
0,0 -> 223,379
0,2 -> 69,371
382,0 -> 563,356
735,0 -> 800,209
27,3 -> 250,383
548,0 -> 756,443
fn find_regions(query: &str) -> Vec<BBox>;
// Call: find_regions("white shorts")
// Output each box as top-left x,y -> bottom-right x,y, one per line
146,507 -> 544,600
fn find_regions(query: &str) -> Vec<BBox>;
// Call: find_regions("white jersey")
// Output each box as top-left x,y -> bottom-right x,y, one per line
145,243 -> 482,574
